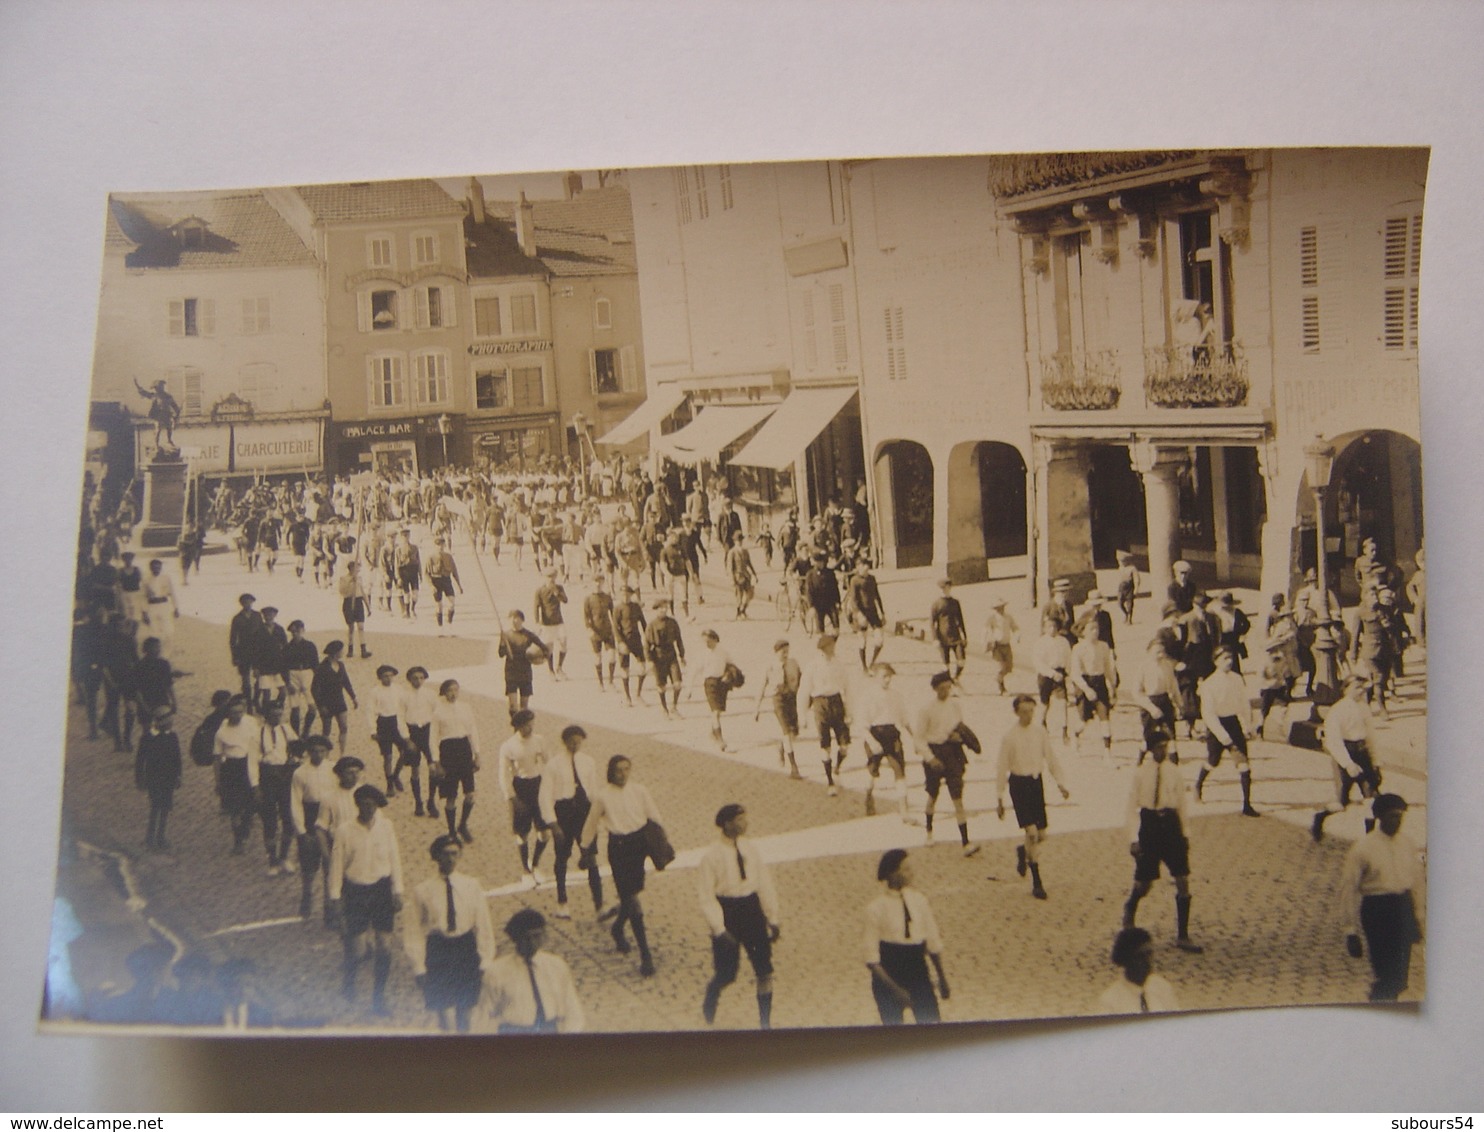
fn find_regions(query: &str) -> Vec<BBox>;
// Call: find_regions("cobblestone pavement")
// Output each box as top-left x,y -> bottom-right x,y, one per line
49,519 -> 1427,1033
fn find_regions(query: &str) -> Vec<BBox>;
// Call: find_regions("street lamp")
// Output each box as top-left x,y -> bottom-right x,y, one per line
1303,434 -> 1339,714
570,411 -> 589,487
436,413 -> 451,468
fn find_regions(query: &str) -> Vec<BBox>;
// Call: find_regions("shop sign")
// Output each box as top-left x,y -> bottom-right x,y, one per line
233,420 -> 322,472
467,338 -> 552,357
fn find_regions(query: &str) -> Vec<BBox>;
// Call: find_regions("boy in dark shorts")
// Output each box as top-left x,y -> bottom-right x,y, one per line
929,578 -> 967,685
644,598 -> 687,718
496,610 -> 547,718
612,585 -> 648,706
1122,724 -> 1202,952
995,694 -> 1070,899
754,639 -> 802,778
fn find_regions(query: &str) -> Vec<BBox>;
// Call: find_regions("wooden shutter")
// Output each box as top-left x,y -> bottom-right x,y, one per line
415,287 -> 430,329
439,286 -> 456,328
168,300 -> 184,337
620,345 -> 637,391
356,292 -> 372,333
198,299 -> 215,337
588,348 -> 598,394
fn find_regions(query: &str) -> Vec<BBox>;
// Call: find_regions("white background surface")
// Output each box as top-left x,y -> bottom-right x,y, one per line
1,0 -> 1480,1111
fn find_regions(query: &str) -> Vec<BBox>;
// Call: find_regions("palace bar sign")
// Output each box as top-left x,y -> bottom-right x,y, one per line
467,339 -> 552,357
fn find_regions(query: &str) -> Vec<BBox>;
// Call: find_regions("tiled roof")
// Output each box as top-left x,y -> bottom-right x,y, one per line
465,185 -> 637,279
108,191 -> 317,270
295,179 -> 464,222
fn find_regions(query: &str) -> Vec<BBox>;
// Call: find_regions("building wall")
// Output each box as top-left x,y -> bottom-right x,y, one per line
548,273 -> 646,443
320,215 -> 471,422
849,156 -> 1032,576
92,260 -> 325,418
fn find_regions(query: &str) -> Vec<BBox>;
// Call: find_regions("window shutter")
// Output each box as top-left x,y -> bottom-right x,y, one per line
415,287 -> 430,329
801,291 -> 818,370
620,345 -> 637,391
1383,218 -> 1409,278
241,298 -> 255,336
182,369 -> 203,416
199,299 -> 215,337
440,286 -> 456,328
1383,289 -> 1407,350
588,348 -> 598,394
829,283 -> 848,366
1299,227 -> 1318,288
1410,215 -> 1423,275
357,292 -> 372,333
168,300 -> 184,337
1301,296 -> 1320,353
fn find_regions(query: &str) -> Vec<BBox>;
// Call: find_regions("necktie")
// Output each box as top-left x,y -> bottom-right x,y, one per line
901,894 -> 912,939
526,959 -> 548,1028
1153,763 -> 1164,809
1140,990 -> 1149,1014
735,844 -> 747,881
445,877 -> 457,934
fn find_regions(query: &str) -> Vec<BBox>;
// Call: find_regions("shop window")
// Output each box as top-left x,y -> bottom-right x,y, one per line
474,296 -> 501,337
510,293 -> 537,336
512,366 -> 544,409
475,370 -> 508,410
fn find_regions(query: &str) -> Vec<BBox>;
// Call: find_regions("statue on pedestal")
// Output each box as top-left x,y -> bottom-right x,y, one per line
133,378 -> 181,457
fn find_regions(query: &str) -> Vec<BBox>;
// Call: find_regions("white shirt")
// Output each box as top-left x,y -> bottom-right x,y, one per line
142,572 -> 177,610
214,716 -> 262,787
538,749 -> 598,824
402,683 -> 439,729
498,732 -> 549,800
696,836 -> 780,937
996,721 -> 1066,793
1125,758 -> 1188,840
861,683 -> 908,735
328,813 -> 404,898
432,698 -> 480,756
403,871 -> 495,975
1324,695 -> 1379,772
316,784 -> 359,836
1071,639 -> 1117,693
798,652 -> 851,704
863,887 -> 943,960
257,721 -> 294,768
586,781 -> 661,837
1341,827 -> 1426,934
914,695 -> 963,747
290,759 -> 338,835
366,683 -> 407,736
1097,973 -> 1180,1015
1200,670 -> 1250,744
698,645 -> 732,682
1033,634 -> 1072,679
483,950 -> 585,1033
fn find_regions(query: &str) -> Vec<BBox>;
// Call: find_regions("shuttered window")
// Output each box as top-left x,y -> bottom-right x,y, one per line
1299,226 -> 1320,353
884,306 -> 907,381
1383,212 -> 1421,352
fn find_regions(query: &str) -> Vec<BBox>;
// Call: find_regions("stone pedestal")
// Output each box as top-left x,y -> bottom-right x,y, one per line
138,456 -> 188,548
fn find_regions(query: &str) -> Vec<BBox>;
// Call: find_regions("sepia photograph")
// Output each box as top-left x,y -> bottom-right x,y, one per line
45,147 -> 1430,1038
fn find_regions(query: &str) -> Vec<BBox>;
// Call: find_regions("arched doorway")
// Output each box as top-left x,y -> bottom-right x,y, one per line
947,441 -> 1028,582
874,440 -> 934,569
1292,429 -> 1423,602
1087,445 -> 1147,570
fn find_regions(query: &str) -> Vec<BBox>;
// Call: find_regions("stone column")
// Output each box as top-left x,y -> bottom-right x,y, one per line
1035,439 -> 1094,598
1131,440 -> 1184,596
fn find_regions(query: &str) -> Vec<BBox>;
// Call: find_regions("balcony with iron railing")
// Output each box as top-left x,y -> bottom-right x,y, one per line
1039,349 -> 1122,411
1143,341 -> 1250,409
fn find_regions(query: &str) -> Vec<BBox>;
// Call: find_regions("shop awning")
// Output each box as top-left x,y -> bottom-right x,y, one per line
595,386 -> 688,446
654,403 -> 777,466
728,385 -> 858,470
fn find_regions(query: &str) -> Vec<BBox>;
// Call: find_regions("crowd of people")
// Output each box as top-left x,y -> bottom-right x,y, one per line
65,450 -> 1427,1030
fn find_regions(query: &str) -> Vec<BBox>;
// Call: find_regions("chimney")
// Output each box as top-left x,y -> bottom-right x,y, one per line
516,192 -> 537,257
563,171 -> 583,200
466,177 -> 486,224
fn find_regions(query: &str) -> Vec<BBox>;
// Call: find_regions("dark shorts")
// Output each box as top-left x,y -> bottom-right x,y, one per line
772,693 -> 800,737
504,674 -> 534,697
651,657 -> 682,688
1078,674 -> 1111,720
374,715 -> 404,757
854,607 -> 885,630
617,634 -> 643,663
704,677 -> 729,713
712,892 -> 774,981
873,941 -> 938,1025
1134,809 -> 1190,882
405,722 -> 431,767
812,693 -> 850,749
430,575 -> 456,600
1008,773 -> 1048,830
938,639 -> 966,664
219,757 -> 255,816
867,724 -> 906,777
1038,674 -> 1066,705
1204,716 -> 1248,765
342,597 -> 366,625
438,737 -> 476,798
342,876 -> 396,935
923,742 -> 967,801
423,930 -> 481,1011
608,829 -> 648,900
589,630 -> 615,653
397,566 -> 420,591
1141,694 -> 1176,747
512,775 -> 545,836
